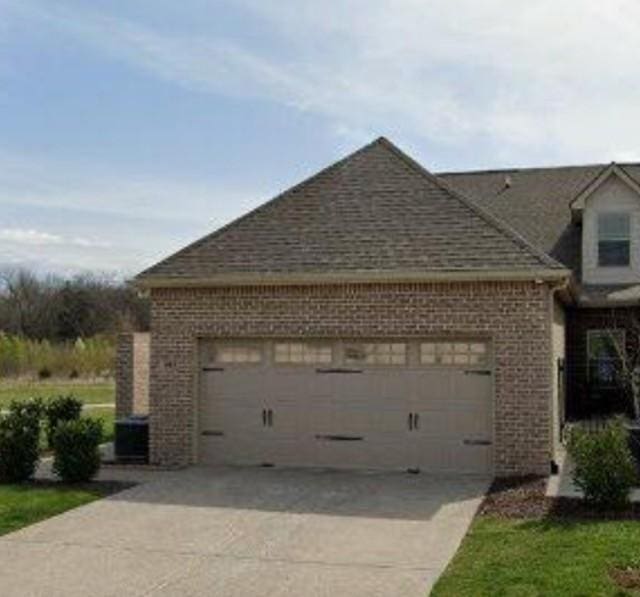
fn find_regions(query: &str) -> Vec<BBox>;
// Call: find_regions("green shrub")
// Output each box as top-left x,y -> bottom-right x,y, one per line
567,417 -> 637,510
44,395 -> 83,447
0,399 -> 43,482
52,418 -> 103,482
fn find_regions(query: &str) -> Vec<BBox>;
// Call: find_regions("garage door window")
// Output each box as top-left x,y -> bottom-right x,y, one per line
211,343 -> 262,364
274,342 -> 333,364
344,342 -> 406,365
421,342 -> 488,366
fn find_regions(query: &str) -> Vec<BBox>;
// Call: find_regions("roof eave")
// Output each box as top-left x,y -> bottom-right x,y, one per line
136,268 -> 570,289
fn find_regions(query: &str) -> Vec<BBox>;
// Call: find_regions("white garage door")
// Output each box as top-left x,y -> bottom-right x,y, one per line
198,339 -> 493,474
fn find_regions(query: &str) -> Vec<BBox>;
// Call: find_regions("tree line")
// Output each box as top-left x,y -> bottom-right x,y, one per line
0,269 -> 150,341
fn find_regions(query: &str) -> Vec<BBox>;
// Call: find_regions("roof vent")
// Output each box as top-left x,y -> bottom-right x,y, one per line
504,175 -> 512,189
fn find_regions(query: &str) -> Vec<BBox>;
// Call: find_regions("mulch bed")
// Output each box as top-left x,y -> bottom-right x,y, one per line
18,479 -> 136,496
479,476 -> 640,520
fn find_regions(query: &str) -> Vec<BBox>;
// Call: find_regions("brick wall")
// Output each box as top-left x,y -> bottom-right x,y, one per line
115,332 -> 150,418
148,281 -> 555,476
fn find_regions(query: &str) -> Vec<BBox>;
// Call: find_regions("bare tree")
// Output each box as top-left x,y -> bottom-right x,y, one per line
0,268 -> 149,340
606,310 -> 640,421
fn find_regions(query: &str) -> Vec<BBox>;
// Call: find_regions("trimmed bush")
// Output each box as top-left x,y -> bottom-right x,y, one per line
52,418 -> 103,482
0,399 -> 43,482
44,395 -> 83,447
567,417 -> 637,510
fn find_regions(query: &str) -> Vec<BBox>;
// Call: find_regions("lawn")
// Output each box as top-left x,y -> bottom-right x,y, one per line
0,379 -> 116,443
432,480 -> 640,597
0,484 -> 104,536
87,406 -> 116,443
0,379 -> 114,408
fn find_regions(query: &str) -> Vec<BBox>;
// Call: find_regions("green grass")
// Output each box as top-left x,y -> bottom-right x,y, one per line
432,516 -> 640,597
85,406 -> 115,443
0,379 -> 116,444
0,484 -> 103,536
0,379 -> 114,408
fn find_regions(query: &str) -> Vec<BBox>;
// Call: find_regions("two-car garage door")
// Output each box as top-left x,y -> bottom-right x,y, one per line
198,339 -> 493,474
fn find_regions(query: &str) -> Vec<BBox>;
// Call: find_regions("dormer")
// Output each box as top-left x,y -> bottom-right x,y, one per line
571,164 -> 640,285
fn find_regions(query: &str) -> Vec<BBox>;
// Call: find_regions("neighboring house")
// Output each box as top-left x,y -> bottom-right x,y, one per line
130,137 -> 640,477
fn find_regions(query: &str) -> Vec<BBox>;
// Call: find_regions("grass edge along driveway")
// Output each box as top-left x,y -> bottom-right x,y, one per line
0,484 -> 107,537
432,478 -> 640,597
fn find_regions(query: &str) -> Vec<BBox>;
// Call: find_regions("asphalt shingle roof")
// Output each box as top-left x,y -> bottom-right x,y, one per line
137,138 -> 564,284
440,163 -> 640,275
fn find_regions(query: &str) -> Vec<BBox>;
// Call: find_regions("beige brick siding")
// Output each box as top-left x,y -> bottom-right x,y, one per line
115,332 -> 150,418
148,281 -> 554,475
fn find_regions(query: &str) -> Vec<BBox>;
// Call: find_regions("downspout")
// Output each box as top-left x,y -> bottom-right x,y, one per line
546,275 -> 572,475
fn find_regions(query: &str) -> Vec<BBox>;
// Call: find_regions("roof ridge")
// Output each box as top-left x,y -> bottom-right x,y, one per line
136,138 -> 384,280
377,137 -> 565,270
437,162 -> 622,177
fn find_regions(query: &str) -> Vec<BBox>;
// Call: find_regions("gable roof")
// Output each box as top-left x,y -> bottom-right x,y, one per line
137,137 -> 567,287
440,162 -> 640,276
569,163 -> 640,216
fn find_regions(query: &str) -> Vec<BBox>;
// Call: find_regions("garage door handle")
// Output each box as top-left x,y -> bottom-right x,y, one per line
408,413 -> 413,431
414,413 -> 420,430
315,368 -> 363,374
268,409 -> 273,427
202,366 -> 225,372
464,370 -> 491,376
262,409 -> 267,427
201,430 -> 224,437
463,439 -> 492,446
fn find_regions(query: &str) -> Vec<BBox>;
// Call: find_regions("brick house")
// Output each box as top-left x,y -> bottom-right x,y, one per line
127,137 -> 640,477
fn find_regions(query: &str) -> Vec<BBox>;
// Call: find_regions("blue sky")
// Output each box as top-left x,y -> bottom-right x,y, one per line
1,0 -> 640,276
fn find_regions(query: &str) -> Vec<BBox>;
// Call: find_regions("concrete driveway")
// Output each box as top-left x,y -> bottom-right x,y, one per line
0,466 -> 488,596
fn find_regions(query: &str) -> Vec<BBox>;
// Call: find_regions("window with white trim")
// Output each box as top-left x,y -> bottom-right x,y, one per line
211,343 -> 262,364
274,342 -> 333,364
344,342 -> 406,366
420,341 -> 489,366
587,330 -> 624,387
598,213 -> 630,267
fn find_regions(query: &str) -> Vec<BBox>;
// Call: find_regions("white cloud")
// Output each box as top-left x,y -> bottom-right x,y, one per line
0,228 -> 63,245
0,227 -> 112,249
10,0 -> 640,165
0,149 -> 263,276
0,149 -> 261,225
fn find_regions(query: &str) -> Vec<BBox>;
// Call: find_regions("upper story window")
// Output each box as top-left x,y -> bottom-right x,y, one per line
598,213 -> 630,267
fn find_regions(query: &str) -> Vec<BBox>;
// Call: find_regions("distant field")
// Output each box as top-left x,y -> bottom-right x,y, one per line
0,379 -> 114,409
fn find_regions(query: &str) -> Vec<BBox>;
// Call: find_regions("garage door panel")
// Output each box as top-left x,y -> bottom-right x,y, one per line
211,371 -> 266,396
452,371 -> 493,401
359,439 -> 413,470
200,436 -> 265,466
413,371 -> 454,402
414,440 -> 491,474
415,410 -> 490,439
313,439 -> 378,469
198,339 -> 493,474
262,437 -> 317,466
267,371 -> 330,402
